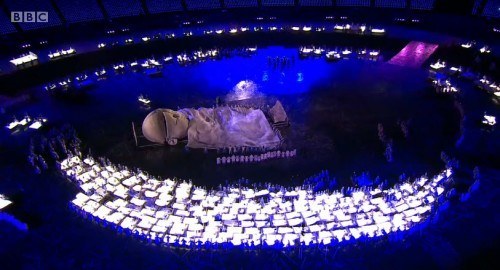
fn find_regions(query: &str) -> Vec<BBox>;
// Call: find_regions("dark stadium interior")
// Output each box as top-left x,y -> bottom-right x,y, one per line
0,1 -> 499,269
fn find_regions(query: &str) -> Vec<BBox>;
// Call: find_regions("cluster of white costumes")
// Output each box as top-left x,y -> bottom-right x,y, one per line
176,49 -> 219,65
217,150 -> 297,165
61,155 -> 451,246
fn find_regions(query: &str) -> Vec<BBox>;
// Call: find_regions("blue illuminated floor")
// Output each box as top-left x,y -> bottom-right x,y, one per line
3,46 -> 460,187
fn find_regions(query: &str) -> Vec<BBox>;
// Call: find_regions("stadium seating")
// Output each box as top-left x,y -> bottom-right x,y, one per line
336,0 -> 370,7
261,0 -> 295,6
410,0 -> 435,10
375,0 -> 407,8
472,0 -> 483,14
0,10 -> 16,35
0,0 -> 491,33
145,0 -> 184,13
102,0 -> 144,18
299,0 -> 333,7
4,0 -> 62,30
184,0 -> 221,10
224,0 -> 259,8
482,0 -> 500,17
54,0 -> 104,23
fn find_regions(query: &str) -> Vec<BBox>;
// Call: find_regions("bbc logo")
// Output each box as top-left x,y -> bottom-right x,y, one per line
11,11 -> 48,23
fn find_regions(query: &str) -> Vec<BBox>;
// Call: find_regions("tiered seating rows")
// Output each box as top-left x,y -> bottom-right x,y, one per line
375,0 -> 406,8
145,0 -> 184,13
410,0 -> 435,10
0,10 -> 16,35
261,0 -> 296,6
101,0 -> 144,18
336,0 -> 371,7
185,0 -> 222,10
299,0 -> 333,7
54,0 -> 104,23
224,0 -> 259,7
482,0 -> 500,18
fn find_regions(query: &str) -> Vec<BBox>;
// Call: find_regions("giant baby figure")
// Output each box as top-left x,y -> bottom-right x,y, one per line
141,81 -> 282,149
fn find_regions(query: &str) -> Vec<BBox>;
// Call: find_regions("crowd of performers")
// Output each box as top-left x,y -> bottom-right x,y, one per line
60,151 -> 456,248
267,56 -> 295,69
217,149 -> 297,165
374,119 -> 413,163
377,123 -> 394,163
427,58 -> 493,147
20,121 -> 486,252
28,125 -> 81,174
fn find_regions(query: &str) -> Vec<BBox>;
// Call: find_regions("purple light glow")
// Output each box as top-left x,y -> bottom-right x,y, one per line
388,41 -> 438,68
226,80 -> 262,101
